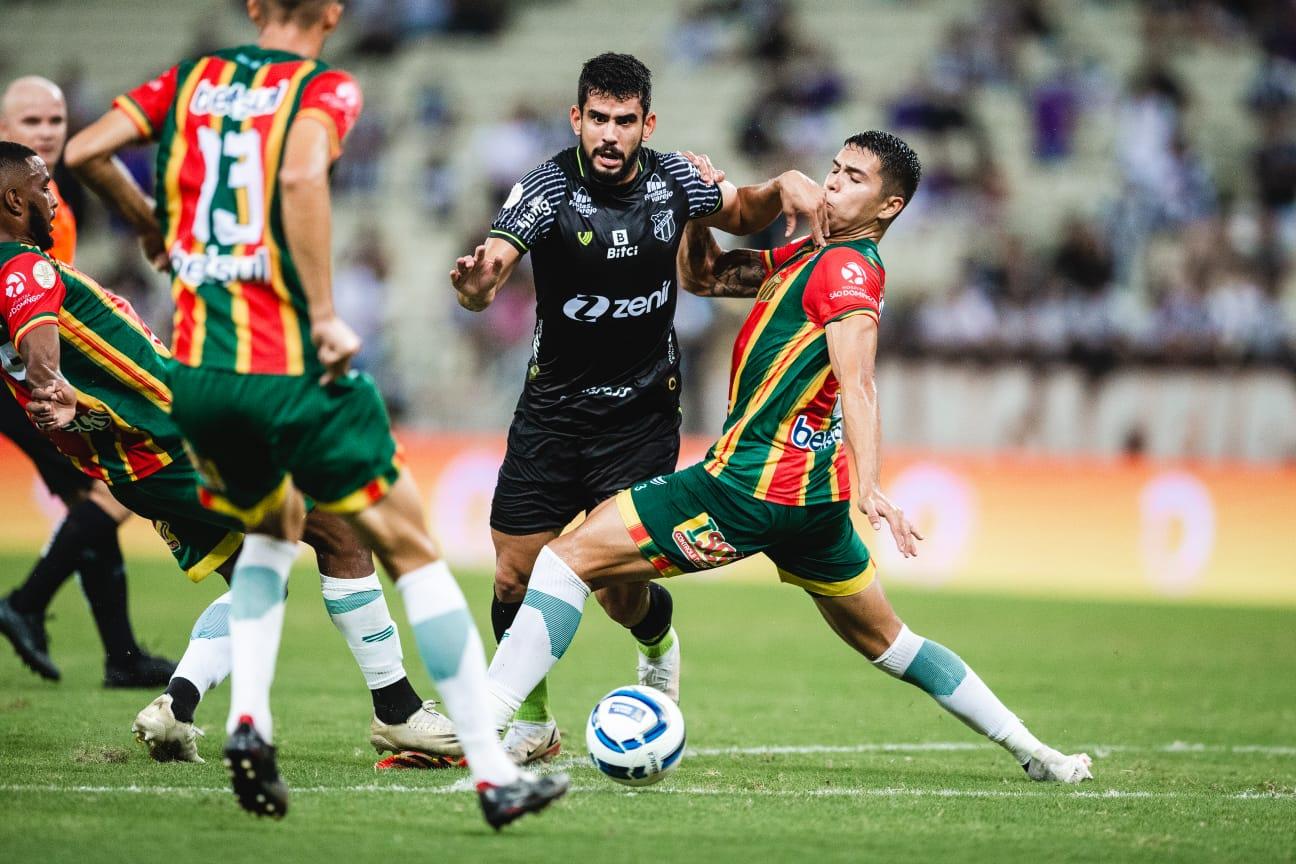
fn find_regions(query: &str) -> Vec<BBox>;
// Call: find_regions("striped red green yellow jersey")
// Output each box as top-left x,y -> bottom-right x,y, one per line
0,243 -> 185,485
703,236 -> 885,506
114,45 -> 363,376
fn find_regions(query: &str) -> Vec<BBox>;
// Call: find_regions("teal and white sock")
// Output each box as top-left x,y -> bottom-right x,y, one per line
226,534 -> 297,740
873,625 -> 1042,764
487,546 -> 590,728
171,592 -> 232,696
320,572 -> 406,689
397,560 -> 518,787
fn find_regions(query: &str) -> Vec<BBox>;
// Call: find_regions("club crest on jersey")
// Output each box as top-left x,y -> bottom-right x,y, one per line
569,186 -> 597,217
645,173 -> 673,204
672,512 -> 741,569
651,210 -> 676,243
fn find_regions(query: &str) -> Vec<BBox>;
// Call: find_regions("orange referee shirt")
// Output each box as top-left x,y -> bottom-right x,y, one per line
48,177 -> 76,265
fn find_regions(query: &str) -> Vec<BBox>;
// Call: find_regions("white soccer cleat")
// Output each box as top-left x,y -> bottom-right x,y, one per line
370,700 -> 463,758
502,720 -> 562,765
636,627 -> 681,703
132,694 -> 203,763
1025,747 -> 1093,783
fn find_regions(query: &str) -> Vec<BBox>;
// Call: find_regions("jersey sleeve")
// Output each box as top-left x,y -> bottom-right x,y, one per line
660,152 -> 723,218
297,69 -> 364,160
113,66 -> 179,140
0,254 -> 66,349
802,247 -> 885,328
762,237 -> 811,275
488,161 -> 566,253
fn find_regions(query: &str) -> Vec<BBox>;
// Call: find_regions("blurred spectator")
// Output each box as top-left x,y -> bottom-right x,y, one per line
478,104 -> 549,208
334,232 -> 404,411
333,108 -> 388,195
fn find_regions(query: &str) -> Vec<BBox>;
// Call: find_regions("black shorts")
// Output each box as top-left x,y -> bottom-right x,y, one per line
0,392 -> 91,500
490,410 -> 681,535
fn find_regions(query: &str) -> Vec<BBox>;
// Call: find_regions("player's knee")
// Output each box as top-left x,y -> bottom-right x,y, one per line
861,613 -> 905,661
304,512 -> 375,578
494,568 -> 529,603
595,583 -> 648,628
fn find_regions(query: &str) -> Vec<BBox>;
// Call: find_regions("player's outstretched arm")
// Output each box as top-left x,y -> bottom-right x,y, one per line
825,314 -> 922,558
64,111 -> 166,271
450,237 -> 521,311
676,221 -> 763,298
679,151 -> 828,245
17,325 -> 76,430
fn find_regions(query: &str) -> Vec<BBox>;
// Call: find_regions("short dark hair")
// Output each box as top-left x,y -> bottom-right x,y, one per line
0,140 -> 38,180
578,53 -> 652,113
844,131 -> 921,207
265,0 -> 339,26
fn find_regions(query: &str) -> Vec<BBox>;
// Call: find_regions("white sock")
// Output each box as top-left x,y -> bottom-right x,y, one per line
320,572 -> 406,690
226,534 -> 298,741
171,592 -> 232,696
487,546 -> 591,728
873,625 -> 1042,764
397,560 -> 519,788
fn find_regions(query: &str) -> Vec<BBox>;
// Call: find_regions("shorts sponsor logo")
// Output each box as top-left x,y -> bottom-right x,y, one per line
672,512 -> 740,569
171,246 -> 270,288
502,183 -> 524,209
569,186 -> 597,217
580,384 -> 632,398
561,280 -> 670,323
790,414 -> 842,452
651,209 -> 676,243
62,409 -> 112,433
155,520 -> 182,553
32,261 -> 56,289
645,173 -> 672,204
5,271 -> 27,298
188,80 -> 288,120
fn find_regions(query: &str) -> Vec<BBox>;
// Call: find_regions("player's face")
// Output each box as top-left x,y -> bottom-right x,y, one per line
823,146 -> 905,235
0,89 -> 67,168
23,156 -> 57,251
570,92 -> 656,185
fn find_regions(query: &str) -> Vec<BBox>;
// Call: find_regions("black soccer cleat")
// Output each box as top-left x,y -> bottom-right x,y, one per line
223,716 -> 289,819
0,595 -> 60,681
477,771 -> 570,830
103,650 -> 177,688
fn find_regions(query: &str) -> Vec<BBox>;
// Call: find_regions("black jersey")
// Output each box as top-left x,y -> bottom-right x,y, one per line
488,146 -> 723,432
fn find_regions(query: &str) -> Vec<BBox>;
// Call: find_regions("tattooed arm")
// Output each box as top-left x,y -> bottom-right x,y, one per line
677,221 -> 765,299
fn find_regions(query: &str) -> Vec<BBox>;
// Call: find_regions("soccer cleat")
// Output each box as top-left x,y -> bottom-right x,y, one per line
502,720 -> 562,765
636,627 -> 681,703
223,716 -> 288,818
104,651 -> 177,689
1024,747 -> 1094,783
0,595 -> 60,681
370,700 -> 463,761
374,750 -> 462,770
132,694 -> 204,763
477,771 -> 570,830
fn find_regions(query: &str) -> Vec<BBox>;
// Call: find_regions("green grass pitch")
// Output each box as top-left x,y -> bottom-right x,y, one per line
1,553 -> 1293,863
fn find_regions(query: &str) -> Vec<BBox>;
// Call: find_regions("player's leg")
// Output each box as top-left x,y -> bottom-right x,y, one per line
302,510 -> 458,764
776,509 -> 1092,784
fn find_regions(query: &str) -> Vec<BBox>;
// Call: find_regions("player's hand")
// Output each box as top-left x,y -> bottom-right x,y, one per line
450,245 -> 502,311
140,230 -> 169,273
858,486 -> 922,558
311,315 -> 361,385
26,380 -> 78,431
776,170 -> 829,247
679,150 -> 726,185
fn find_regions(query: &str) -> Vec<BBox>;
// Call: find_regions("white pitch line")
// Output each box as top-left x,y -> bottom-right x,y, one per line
0,783 -> 1291,801
687,742 -> 1296,757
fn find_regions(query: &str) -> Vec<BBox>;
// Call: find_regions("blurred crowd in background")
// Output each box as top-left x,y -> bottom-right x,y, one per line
10,0 -> 1296,432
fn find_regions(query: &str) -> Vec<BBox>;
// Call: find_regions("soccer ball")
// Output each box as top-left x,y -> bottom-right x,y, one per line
585,685 -> 686,786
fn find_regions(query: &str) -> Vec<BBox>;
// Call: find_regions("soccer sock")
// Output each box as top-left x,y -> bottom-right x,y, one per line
226,534 -> 297,741
397,561 -> 518,787
487,547 -> 590,729
872,625 -> 1043,764
320,572 -> 421,722
168,592 -> 233,723
492,594 -> 552,724
7,501 -> 106,615
77,527 -> 143,665
630,582 -> 674,650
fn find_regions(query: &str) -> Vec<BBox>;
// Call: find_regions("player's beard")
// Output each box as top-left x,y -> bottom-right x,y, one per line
586,140 -> 641,185
27,203 -> 54,252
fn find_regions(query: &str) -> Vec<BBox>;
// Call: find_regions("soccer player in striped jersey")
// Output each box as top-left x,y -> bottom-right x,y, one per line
481,132 -> 1094,785
0,140 -> 459,769
0,76 -> 174,688
65,0 -> 567,826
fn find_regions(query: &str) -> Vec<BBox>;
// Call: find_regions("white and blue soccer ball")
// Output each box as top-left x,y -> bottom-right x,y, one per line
585,685 -> 686,786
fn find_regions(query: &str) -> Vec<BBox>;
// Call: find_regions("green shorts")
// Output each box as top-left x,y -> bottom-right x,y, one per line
111,458 -> 244,583
168,364 -> 402,527
615,462 -> 875,596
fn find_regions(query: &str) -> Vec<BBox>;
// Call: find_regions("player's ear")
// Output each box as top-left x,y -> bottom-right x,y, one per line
322,1 -> 344,32
569,105 -> 581,136
878,194 -> 905,221
2,185 -> 22,219
246,0 -> 265,29
642,111 -> 656,142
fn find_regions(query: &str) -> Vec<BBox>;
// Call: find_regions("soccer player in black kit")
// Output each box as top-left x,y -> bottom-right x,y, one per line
451,53 -> 827,763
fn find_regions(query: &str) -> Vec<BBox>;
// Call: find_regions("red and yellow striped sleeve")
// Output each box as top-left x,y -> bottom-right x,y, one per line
296,69 -> 363,160
802,247 -> 884,327
113,65 -> 179,140
0,253 -> 65,349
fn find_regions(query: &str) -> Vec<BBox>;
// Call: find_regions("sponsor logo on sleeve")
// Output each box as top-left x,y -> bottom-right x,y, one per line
514,194 -> 553,232
32,261 -> 56,289
5,271 -> 27,298
502,183 -> 524,209
841,261 -> 868,285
